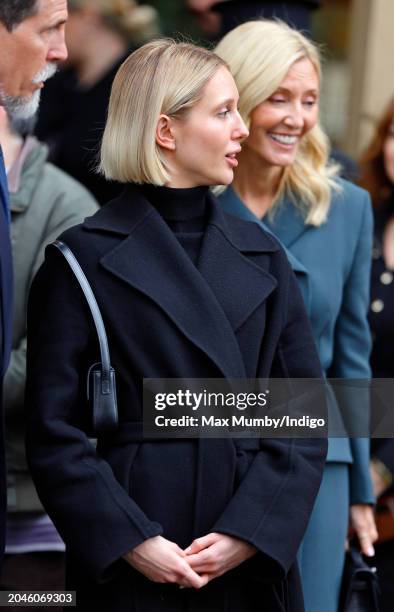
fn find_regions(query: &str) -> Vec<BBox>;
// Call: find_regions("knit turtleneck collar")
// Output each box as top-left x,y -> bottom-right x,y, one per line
139,183 -> 209,221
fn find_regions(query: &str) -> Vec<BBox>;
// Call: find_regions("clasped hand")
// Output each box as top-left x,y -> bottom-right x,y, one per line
123,532 -> 257,589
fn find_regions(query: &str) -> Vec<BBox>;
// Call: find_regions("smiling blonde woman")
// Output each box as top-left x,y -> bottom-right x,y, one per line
216,19 -> 378,612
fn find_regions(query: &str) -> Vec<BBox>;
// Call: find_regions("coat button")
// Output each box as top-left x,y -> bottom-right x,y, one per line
372,247 -> 381,259
371,299 -> 384,313
380,271 -> 393,285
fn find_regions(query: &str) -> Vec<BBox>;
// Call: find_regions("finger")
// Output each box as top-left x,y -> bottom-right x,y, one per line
371,525 -> 379,543
179,561 -> 207,589
186,560 -> 213,573
367,516 -> 379,543
357,533 -> 375,557
185,533 -> 217,555
185,551 -> 212,567
179,572 -> 211,590
198,573 -> 211,587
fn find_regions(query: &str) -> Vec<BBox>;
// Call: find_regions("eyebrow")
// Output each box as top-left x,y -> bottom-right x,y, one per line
213,97 -> 238,110
274,87 -> 319,96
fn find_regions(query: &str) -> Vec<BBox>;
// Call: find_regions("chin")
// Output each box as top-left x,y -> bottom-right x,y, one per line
216,171 -> 234,186
1,89 -> 41,119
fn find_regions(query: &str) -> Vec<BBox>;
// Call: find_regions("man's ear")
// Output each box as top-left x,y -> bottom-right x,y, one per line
156,114 -> 176,151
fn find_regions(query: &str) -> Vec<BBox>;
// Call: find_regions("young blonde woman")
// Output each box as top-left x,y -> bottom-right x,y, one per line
26,39 -> 327,611
215,20 -> 378,612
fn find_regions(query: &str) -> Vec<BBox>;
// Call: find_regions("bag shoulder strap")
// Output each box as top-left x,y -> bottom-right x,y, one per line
52,239 -> 112,393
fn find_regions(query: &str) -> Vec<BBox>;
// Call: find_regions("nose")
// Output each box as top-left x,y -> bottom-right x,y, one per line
234,111 -> 249,141
283,102 -> 304,130
47,29 -> 68,63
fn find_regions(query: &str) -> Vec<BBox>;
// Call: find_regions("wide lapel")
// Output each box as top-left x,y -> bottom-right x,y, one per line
219,186 -> 312,316
264,193 -> 309,248
190,195 -> 280,542
88,186 -> 247,379
198,193 -> 278,332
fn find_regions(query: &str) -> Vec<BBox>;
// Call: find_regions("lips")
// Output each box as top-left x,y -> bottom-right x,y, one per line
269,133 -> 299,145
225,149 -> 241,168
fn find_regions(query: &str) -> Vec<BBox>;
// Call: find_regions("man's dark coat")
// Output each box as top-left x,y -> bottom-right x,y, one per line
26,186 -> 327,611
0,147 -> 13,567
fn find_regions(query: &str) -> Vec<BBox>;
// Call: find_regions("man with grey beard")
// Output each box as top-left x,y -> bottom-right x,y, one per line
0,0 -> 68,572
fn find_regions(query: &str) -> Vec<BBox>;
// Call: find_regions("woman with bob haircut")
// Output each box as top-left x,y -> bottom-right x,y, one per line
215,19 -> 378,612
26,38 -> 327,612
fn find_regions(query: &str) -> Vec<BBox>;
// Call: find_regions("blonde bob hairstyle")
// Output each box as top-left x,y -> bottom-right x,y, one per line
99,38 -> 228,185
215,20 -> 340,226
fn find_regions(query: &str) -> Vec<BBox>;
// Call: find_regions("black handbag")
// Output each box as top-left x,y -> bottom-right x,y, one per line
53,240 -> 118,433
339,545 -> 380,612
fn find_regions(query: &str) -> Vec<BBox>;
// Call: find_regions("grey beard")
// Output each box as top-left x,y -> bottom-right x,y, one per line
0,87 -> 41,119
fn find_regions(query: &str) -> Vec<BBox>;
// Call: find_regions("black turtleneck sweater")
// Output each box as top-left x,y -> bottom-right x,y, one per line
139,184 -> 209,266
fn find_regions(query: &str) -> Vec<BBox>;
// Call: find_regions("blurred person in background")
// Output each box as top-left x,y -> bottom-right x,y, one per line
186,0 -> 322,38
359,97 -> 394,612
35,0 -> 160,205
0,105 -> 98,596
215,20 -> 377,612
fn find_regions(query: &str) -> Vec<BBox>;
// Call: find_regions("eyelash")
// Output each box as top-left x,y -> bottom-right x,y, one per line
270,98 -> 317,107
218,109 -> 231,117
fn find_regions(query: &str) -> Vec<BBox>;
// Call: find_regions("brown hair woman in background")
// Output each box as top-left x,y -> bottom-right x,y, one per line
359,97 -> 394,612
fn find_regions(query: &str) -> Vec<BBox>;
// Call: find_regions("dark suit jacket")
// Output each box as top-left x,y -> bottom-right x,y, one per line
26,185 -> 327,611
0,146 -> 13,567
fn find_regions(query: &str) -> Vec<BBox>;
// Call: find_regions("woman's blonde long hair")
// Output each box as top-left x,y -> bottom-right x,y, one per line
215,20 -> 340,226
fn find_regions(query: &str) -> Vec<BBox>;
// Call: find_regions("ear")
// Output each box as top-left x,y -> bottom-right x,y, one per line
156,114 -> 176,152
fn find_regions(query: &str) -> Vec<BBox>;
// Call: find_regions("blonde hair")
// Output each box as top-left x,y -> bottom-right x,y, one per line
215,20 -> 340,226
99,38 -> 228,184
68,0 -> 159,45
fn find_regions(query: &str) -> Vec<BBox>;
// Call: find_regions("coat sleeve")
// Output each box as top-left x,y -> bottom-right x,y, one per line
25,247 -> 163,582
213,257 -> 328,581
327,191 -> 375,505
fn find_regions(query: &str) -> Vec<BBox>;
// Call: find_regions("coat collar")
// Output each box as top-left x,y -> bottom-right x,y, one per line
84,184 -> 280,252
218,185 -> 309,274
263,192 -> 310,248
218,185 -> 312,316
83,184 -> 279,378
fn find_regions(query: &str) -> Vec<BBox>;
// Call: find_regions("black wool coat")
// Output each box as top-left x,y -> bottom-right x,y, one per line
25,185 -> 327,612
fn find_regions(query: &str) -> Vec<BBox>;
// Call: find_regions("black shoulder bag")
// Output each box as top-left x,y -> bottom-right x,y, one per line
53,240 -> 118,433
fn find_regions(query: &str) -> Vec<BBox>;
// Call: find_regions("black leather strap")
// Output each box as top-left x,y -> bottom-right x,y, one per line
52,240 -> 112,394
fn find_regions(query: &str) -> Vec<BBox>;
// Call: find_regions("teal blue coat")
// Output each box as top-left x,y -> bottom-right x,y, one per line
219,179 -> 374,504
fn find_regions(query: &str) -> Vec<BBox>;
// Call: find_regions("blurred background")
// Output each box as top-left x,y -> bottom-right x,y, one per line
144,0 -> 394,158
34,0 -> 394,204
